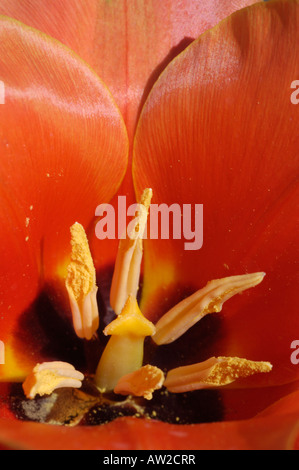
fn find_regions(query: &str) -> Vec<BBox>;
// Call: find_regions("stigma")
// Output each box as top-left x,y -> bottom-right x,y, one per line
65,222 -> 99,340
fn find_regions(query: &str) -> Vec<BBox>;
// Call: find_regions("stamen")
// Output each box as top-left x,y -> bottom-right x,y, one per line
110,188 -> 152,315
65,222 -> 99,340
95,295 -> 155,392
164,356 -> 272,393
153,272 -> 265,345
22,361 -> 84,399
114,365 -> 165,400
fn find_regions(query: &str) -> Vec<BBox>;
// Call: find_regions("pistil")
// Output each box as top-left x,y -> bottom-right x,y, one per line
95,295 -> 155,392
65,222 -> 99,340
164,356 -> 272,393
153,272 -> 265,345
110,188 -> 152,315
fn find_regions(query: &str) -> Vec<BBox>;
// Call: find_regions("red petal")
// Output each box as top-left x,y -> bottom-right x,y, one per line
0,17 -> 128,379
0,391 -> 299,449
220,381 -> 299,421
0,0 -> 259,142
0,1 -> 259,274
133,0 -> 299,387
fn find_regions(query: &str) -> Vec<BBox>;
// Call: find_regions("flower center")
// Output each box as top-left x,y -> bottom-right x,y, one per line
17,189 -> 272,427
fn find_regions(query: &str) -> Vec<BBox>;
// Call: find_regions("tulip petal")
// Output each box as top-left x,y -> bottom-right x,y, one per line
0,1 -> 260,275
0,390 -> 299,449
133,0 -> 299,387
0,16 -> 128,379
0,0 -> 260,142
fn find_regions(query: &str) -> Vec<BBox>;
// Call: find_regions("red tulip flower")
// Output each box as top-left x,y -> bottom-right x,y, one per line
0,0 -> 299,450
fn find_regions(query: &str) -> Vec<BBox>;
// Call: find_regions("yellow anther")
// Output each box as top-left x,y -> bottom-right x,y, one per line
22,361 -> 84,399
65,222 -> 99,340
153,272 -> 265,345
110,188 -> 152,315
164,356 -> 272,393
114,365 -> 165,400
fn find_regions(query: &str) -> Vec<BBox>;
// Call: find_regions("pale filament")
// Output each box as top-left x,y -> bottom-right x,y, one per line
110,188 -> 152,315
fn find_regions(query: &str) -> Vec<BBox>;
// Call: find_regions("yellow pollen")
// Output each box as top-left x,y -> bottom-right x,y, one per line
65,222 -> 99,340
164,356 -> 273,393
114,365 -> 165,400
66,222 -> 95,301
